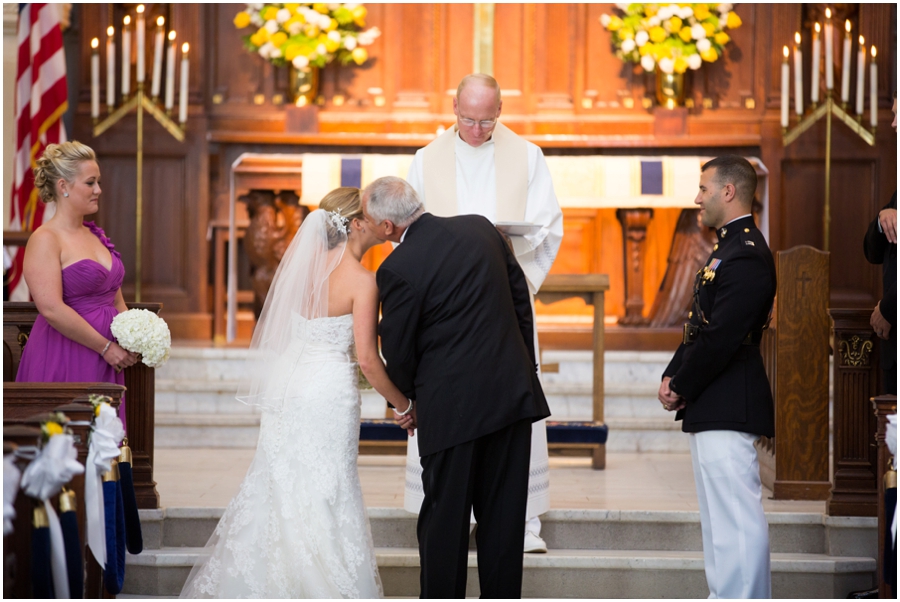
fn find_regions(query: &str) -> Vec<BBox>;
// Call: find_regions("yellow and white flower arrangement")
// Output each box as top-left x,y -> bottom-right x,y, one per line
600,3 -> 742,75
110,309 -> 172,369
233,3 -> 380,70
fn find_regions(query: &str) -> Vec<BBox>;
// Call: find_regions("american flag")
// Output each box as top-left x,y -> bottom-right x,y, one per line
6,3 -> 68,301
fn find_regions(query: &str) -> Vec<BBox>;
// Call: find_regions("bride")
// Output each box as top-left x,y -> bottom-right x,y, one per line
180,187 -> 414,598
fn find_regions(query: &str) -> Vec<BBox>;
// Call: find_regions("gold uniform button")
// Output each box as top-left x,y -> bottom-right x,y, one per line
744,228 -> 750,233
714,244 -> 719,251
689,311 -> 693,318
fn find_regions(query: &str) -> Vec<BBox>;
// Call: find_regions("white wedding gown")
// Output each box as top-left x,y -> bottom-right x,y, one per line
180,314 -> 383,598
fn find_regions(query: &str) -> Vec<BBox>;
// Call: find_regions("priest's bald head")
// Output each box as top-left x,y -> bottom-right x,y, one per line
454,74 -> 503,148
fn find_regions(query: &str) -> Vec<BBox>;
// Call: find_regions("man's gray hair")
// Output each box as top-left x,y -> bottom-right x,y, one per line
364,176 -> 424,228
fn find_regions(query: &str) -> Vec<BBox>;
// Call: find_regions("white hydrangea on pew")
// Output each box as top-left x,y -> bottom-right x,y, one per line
111,309 -> 172,368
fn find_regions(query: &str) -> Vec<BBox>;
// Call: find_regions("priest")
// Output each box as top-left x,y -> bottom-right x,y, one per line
405,73 -> 563,553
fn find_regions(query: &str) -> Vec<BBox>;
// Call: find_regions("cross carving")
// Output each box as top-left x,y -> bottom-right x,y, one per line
798,271 -> 812,296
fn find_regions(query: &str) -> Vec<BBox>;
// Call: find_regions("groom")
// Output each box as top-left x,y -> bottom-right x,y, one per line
362,176 -> 550,598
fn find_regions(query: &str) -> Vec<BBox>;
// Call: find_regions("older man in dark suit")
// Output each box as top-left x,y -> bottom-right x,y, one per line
659,155 -> 776,598
362,176 -> 550,599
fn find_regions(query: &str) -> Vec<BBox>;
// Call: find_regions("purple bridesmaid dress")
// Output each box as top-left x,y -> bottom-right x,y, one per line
16,222 -> 127,422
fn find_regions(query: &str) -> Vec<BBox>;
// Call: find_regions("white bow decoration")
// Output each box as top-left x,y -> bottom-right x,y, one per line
85,403 -> 125,567
888,414 -> 897,545
3,454 -> 21,536
20,433 -> 84,600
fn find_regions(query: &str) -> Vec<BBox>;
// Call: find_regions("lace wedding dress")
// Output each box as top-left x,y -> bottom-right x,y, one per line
180,313 -> 383,598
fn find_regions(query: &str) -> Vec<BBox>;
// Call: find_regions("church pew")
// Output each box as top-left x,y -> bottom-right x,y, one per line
3,382 -> 124,424
4,301 -> 161,509
3,425 -> 42,599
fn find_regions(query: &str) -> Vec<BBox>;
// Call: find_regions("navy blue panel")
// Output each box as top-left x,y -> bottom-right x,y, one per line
640,160 -> 664,195
341,158 -> 362,189
545,421 -> 609,444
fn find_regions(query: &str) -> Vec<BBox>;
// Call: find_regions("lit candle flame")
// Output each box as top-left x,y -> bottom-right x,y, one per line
136,5 -> 145,14
782,46 -> 789,59
182,42 -> 190,53
157,16 -> 165,27
124,15 -> 131,26
859,35 -> 864,46
794,32 -> 801,45
825,7 -> 832,19
845,19 -> 851,33
871,45 -> 876,59
91,37 -> 99,49
107,26 -> 115,37
815,22 -> 820,34
168,30 -> 176,41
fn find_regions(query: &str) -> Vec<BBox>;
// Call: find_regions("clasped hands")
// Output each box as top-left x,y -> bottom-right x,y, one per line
658,376 -> 685,412
871,300 -> 892,340
394,404 -> 417,437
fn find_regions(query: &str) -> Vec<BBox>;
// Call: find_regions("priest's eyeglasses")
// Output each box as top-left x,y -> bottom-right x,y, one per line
459,116 -> 498,129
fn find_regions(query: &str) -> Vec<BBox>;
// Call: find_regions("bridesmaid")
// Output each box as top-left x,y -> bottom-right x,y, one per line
16,141 -> 137,422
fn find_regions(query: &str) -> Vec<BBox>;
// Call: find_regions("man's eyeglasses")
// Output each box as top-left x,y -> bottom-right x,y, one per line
459,116 -> 497,129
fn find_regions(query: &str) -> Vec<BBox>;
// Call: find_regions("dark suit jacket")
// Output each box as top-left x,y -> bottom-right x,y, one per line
863,192 -> 897,379
663,215 -> 777,437
377,213 -> 551,456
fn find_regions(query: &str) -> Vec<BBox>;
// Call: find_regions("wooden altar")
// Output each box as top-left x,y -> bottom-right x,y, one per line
61,3 -> 895,343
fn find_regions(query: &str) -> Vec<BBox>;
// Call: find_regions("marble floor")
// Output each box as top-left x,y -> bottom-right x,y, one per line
154,449 -> 825,514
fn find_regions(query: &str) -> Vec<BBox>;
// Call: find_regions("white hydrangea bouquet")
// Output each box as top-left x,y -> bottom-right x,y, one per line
233,3 -> 381,70
110,309 -> 171,368
600,3 -> 742,75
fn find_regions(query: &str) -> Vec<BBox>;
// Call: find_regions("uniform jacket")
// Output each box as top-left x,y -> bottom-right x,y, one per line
377,213 -> 551,457
663,215 -> 776,437
863,192 -> 897,376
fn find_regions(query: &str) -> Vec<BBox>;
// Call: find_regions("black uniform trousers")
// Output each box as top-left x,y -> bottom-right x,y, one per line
417,417 -> 533,599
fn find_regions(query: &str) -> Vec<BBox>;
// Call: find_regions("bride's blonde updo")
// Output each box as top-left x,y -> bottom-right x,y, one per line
33,141 -> 97,203
318,187 -> 362,248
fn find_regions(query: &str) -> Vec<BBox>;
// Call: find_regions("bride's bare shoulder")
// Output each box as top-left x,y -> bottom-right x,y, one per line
333,259 -> 375,289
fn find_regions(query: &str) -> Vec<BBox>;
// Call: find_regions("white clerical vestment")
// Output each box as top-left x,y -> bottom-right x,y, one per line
404,124 -> 563,520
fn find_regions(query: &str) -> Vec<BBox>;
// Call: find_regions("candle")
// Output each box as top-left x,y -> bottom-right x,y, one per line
179,42 -> 189,124
165,31 -> 177,111
106,26 -> 115,110
151,16 -> 165,98
122,16 -> 131,96
870,46 -> 877,128
824,8 -> 833,90
90,38 -> 100,118
781,46 -> 789,128
136,5 -> 145,84
840,20 -> 851,103
811,23 -> 821,104
793,32 -> 803,115
855,35 -> 865,115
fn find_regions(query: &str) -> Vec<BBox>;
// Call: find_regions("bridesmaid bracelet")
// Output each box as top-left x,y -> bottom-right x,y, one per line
100,340 -> 112,357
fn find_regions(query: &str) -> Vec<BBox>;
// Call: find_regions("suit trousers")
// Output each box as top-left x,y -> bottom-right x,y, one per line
417,418 -> 533,599
690,430 -> 772,599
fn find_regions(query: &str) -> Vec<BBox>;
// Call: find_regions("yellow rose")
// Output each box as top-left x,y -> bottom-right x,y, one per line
250,31 -> 267,47
45,422 -> 63,437
693,5 -> 711,21
262,6 -> 279,21
285,3 -> 300,13
702,22 -> 716,37
674,55 -> 689,74
254,26 -> 269,42
325,39 -> 340,52
714,32 -> 730,45
645,5 -> 658,17
639,42 -> 654,57
701,47 -> 718,62
351,47 -> 368,65
668,17 -> 682,33
679,26 -> 693,42
325,18 -> 338,32
313,3 -> 329,14
94,403 -> 102,417
726,11 -> 742,29
304,24 -> 320,38
352,6 -> 368,21
233,12 -> 251,29
649,25 -> 667,43
608,16 -> 623,31
285,15 -> 303,30
284,43 -> 303,61
270,31 -> 288,48
619,28 -> 634,40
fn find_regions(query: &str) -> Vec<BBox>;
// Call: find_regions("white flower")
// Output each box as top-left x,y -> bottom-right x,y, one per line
276,8 -> 291,23
316,43 -> 327,56
621,38 -> 636,53
249,3 -> 263,10
292,55 -> 310,69
679,6 -> 694,19
635,30 -> 649,47
270,47 -> 282,58
258,41 -> 274,59
658,57 -> 675,74
250,13 -> 263,27
287,20 -> 303,35
719,15 -> 728,28
717,3 -> 733,14
687,53 -> 703,70
600,14 -> 611,27
657,6 -> 672,20
646,15 -> 661,27
316,14 -> 331,29
327,3 -> 339,10
691,23 -> 707,40
357,26 -> 380,46
343,35 -> 357,50
327,30 -> 341,42
615,3 -> 629,10
110,309 -> 171,368
264,19 -> 279,34
641,54 -> 656,72
696,37 -> 711,52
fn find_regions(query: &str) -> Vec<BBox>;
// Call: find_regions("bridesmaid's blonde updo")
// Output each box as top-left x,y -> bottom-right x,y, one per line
318,187 -> 362,249
33,141 -> 97,203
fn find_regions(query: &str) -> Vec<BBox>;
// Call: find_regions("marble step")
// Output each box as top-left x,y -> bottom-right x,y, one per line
122,545 -> 875,598
137,508 -> 877,559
